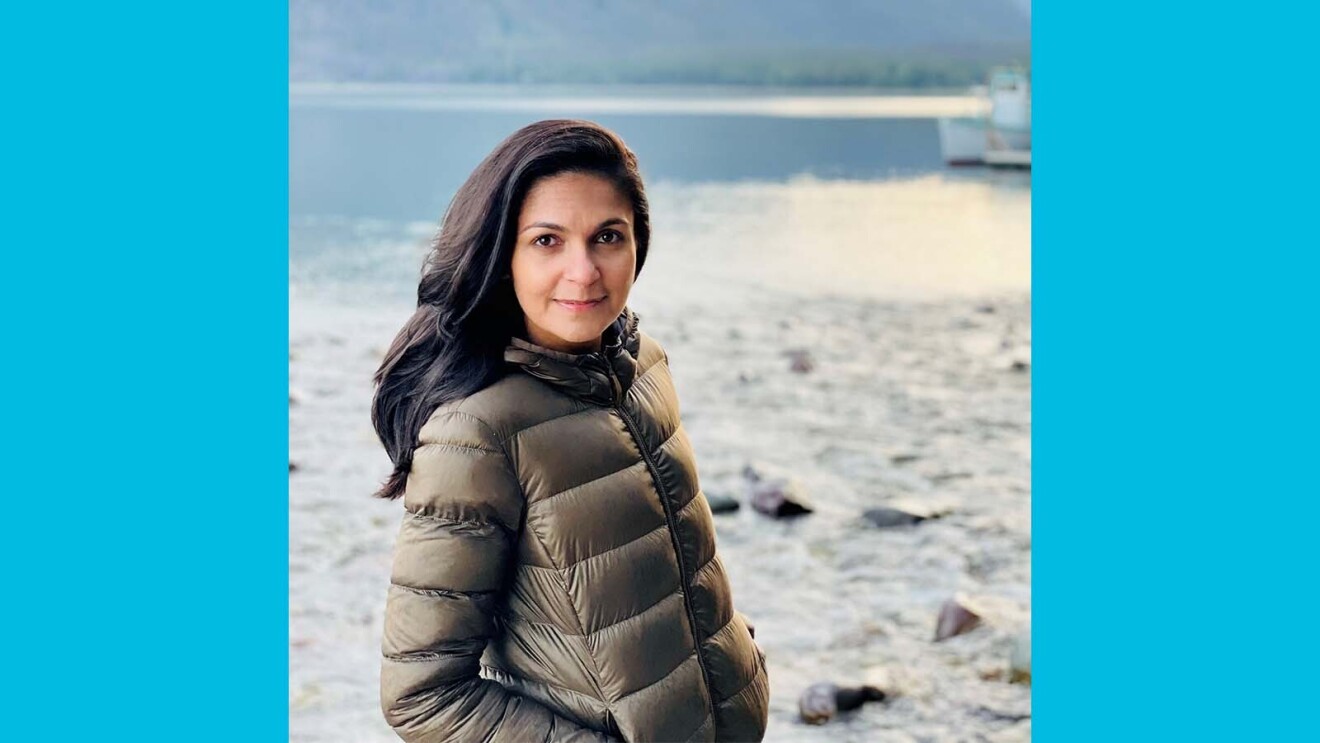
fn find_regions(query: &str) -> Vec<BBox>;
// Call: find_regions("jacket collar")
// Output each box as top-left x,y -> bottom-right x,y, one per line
504,308 -> 641,406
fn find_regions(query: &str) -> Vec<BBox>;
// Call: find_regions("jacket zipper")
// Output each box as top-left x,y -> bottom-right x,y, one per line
604,360 -> 717,723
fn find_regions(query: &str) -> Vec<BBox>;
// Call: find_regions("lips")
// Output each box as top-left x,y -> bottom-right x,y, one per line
554,298 -> 605,311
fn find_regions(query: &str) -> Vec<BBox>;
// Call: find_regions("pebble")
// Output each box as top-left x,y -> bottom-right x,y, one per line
798,682 -> 887,725
934,597 -> 983,641
750,478 -> 814,518
862,506 -> 933,528
705,493 -> 741,514
741,462 -> 814,517
971,706 -> 1031,724
783,348 -> 815,374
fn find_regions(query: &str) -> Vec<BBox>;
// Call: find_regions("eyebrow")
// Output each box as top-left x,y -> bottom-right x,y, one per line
518,217 -> 629,234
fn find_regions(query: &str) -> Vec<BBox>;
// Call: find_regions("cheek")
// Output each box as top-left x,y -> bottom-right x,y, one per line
606,248 -> 637,285
510,253 -> 550,300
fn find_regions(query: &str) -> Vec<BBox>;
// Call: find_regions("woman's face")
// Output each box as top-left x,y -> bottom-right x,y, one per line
511,171 -> 637,354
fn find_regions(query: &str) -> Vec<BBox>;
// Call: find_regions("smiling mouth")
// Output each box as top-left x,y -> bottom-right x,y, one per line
551,298 -> 604,310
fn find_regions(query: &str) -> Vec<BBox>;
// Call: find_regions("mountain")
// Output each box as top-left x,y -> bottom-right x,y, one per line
289,0 -> 1031,87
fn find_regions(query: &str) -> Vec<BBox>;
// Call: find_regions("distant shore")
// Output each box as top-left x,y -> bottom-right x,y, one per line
288,83 -> 991,119
290,81 -> 983,97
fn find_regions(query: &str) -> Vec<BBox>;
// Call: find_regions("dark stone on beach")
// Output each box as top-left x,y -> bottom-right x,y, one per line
971,706 -> 1031,724
742,462 -> 813,516
862,506 -> 929,528
705,493 -> 741,514
1010,360 -> 1031,373
837,685 -> 886,711
889,453 -> 920,465
934,597 -> 983,642
783,348 -> 814,374
289,461 -> 300,473
976,304 -> 997,314
756,486 -> 809,518
749,476 -> 814,518
799,682 -> 887,725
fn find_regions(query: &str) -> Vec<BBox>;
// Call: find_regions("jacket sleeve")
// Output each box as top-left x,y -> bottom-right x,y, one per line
380,410 -> 615,743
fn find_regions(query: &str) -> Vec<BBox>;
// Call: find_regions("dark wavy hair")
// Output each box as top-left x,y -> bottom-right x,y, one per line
370,119 -> 651,499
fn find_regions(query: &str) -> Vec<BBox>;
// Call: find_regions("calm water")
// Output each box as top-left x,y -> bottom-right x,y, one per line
290,86 -> 1029,303
289,86 -> 1032,743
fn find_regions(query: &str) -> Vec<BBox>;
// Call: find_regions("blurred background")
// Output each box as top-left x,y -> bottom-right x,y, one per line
289,2 -> 1031,741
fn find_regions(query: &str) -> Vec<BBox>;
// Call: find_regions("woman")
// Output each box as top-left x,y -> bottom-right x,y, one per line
371,120 -> 769,742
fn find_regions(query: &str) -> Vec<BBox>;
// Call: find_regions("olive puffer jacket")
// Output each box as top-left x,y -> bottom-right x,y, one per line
380,308 -> 770,743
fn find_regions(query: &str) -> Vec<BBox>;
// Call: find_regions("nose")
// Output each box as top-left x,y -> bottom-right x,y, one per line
563,242 -> 601,284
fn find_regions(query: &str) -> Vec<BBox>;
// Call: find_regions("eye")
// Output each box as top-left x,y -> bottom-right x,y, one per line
596,229 -> 624,245
532,234 -> 558,248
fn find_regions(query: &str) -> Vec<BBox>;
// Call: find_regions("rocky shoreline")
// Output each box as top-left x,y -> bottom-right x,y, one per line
290,288 -> 1031,742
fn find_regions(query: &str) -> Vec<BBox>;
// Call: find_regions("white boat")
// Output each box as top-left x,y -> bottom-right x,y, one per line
938,68 -> 1031,168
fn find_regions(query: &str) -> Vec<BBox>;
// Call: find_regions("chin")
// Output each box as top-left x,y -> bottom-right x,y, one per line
528,302 -> 622,351
557,324 -> 610,344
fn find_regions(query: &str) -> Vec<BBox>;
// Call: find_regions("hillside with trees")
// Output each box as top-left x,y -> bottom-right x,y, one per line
290,0 -> 1031,88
